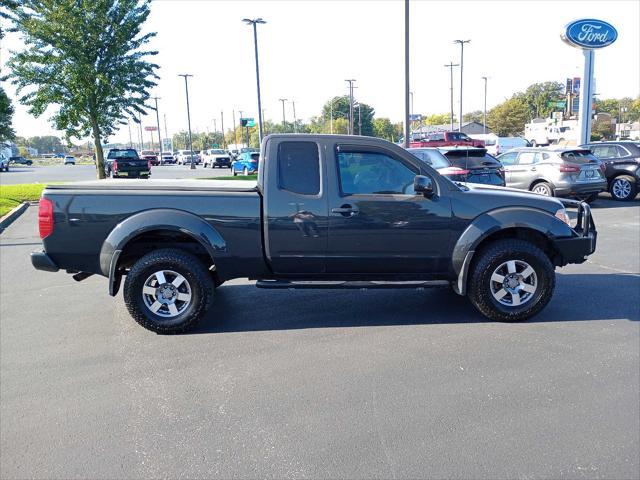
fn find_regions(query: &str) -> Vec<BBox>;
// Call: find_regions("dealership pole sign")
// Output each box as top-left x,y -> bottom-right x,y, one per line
561,19 -> 618,144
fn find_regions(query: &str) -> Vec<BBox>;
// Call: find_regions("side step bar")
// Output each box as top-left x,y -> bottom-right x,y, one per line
256,279 -> 450,290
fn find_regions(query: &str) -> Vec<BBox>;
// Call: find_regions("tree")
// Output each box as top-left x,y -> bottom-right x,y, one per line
463,110 -> 484,124
423,113 -> 451,126
521,81 -> 564,120
372,118 -> 395,141
321,96 -> 375,136
8,0 -> 159,179
0,87 -> 15,141
24,135 -> 64,153
487,95 -> 529,136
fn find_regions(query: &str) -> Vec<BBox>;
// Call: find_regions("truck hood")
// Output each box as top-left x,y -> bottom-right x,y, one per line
461,182 -> 565,214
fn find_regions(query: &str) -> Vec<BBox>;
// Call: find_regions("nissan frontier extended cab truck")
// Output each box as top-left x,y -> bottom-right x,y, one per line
32,134 -> 597,333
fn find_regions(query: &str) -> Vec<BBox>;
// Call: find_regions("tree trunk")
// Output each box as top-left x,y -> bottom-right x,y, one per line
90,116 -> 105,179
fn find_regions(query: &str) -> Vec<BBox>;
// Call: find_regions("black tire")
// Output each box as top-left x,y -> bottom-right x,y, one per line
232,169 -> 237,176
123,248 -> 214,334
467,239 -> 555,322
609,175 -> 638,201
530,181 -> 554,197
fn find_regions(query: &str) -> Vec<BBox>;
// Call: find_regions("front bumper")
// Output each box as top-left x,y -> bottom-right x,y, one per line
31,250 -> 59,272
553,202 -> 597,265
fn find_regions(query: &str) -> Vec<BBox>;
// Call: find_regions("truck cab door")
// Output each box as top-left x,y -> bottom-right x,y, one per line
263,140 -> 328,274
325,144 -> 452,275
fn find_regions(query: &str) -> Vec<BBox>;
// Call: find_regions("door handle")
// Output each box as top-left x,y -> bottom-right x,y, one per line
530,166 -> 537,171
331,205 -> 359,217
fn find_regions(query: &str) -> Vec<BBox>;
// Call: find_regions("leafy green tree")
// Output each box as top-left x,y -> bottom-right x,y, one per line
423,113 -> 451,126
522,81 -> 564,120
0,87 -> 15,141
8,0 -> 159,179
372,118 -> 395,141
24,135 -> 64,154
487,95 -> 529,136
321,96 -> 375,136
627,98 -> 640,122
463,110 -> 484,124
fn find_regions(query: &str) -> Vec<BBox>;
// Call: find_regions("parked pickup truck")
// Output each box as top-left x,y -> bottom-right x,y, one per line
32,134 -> 597,334
410,131 -> 485,149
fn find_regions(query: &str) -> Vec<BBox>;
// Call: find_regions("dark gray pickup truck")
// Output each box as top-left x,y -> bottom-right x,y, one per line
32,134 -> 597,333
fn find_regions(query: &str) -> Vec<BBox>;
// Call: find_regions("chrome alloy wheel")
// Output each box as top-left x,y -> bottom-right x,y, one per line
142,270 -> 192,318
532,184 -> 551,196
490,260 -> 537,307
612,178 -> 632,199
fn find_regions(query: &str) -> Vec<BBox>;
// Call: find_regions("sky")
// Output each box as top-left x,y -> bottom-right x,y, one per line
1,0 -> 639,144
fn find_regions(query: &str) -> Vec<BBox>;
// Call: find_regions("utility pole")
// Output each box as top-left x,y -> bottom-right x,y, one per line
233,110 -> 238,146
481,76 -> 488,133
163,114 -> 169,150
454,39 -> 471,132
243,18 -> 266,143
330,100 -> 333,134
178,73 -> 195,169
221,111 -> 225,148
345,79 -> 356,135
137,111 -> 143,150
358,104 -> 362,135
279,98 -> 287,130
444,62 -> 460,131
404,0 -> 410,147
152,96 -> 163,157
410,91 -> 414,118
291,100 -> 298,133
127,118 -> 133,148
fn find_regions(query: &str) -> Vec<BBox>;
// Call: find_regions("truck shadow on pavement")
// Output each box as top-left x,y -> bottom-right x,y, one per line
188,273 -> 639,335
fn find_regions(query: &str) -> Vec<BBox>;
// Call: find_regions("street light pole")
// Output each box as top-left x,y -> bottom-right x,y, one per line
454,39 -> 470,132
152,96 -> 163,158
481,76 -> 488,134
243,18 -> 266,144
330,99 -> 333,134
358,103 -> 362,135
179,74 -> 195,169
410,91 -> 414,118
404,0 -> 410,147
444,62 -> 460,131
127,118 -> 133,148
279,98 -> 287,130
291,100 -> 298,133
221,111 -> 225,149
345,79 -> 356,135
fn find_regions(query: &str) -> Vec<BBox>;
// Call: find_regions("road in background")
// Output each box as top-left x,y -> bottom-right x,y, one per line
1,201 -> 638,479
0,164 -> 232,185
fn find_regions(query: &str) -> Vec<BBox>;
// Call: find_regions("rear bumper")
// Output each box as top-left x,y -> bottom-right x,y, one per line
553,202 -> 597,265
555,180 -> 607,197
31,250 -> 59,272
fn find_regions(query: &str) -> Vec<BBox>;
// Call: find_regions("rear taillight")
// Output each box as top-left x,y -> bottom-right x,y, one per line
559,164 -> 580,173
38,198 -> 54,239
113,160 -> 118,172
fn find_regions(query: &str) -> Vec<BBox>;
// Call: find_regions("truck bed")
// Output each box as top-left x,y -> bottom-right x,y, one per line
41,179 -> 266,279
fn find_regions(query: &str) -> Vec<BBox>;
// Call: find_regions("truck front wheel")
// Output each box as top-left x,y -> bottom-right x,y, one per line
467,239 -> 555,322
123,248 -> 214,334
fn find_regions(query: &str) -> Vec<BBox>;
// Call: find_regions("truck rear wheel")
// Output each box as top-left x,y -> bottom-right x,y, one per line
123,248 -> 214,334
467,239 -> 555,322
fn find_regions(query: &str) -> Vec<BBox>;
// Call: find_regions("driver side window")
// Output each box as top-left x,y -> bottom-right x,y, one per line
337,151 -> 417,195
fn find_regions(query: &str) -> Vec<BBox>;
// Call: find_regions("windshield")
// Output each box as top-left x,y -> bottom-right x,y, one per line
408,149 -> 450,169
444,150 -> 502,168
561,150 -> 599,163
250,153 -> 260,161
108,149 -> 139,159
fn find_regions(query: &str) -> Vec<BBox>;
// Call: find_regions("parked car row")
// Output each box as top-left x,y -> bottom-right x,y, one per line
406,140 -> 640,202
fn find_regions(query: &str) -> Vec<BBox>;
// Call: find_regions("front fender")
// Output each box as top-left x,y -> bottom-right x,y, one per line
99,208 -> 228,277
451,207 -> 573,294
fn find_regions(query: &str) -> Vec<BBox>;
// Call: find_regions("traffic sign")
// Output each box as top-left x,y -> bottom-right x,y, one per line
409,114 -> 422,122
240,118 -> 255,127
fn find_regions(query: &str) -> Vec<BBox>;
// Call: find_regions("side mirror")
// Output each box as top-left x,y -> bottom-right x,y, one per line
414,175 -> 435,198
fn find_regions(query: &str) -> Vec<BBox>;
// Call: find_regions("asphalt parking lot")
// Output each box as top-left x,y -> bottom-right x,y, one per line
0,164 -> 232,184
1,199 -> 638,479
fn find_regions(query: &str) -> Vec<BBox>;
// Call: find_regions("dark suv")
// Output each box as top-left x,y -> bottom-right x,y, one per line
104,149 -> 150,179
580,141 -> 640,201
439,147 -> 506,186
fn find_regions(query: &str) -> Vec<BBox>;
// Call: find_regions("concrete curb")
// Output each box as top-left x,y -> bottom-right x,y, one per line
0,202 -> 30,233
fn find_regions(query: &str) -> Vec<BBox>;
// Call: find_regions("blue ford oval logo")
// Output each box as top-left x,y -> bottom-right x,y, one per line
562,19 -> 618,49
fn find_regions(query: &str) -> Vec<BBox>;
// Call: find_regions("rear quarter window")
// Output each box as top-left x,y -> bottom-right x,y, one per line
277,141 -> 321,195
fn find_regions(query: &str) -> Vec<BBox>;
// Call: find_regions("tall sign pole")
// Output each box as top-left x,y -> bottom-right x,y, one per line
561,19 -> 618,145
403,0 -> 410,147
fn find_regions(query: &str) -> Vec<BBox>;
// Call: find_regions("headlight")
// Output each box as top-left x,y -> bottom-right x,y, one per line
555,208 -> 571,226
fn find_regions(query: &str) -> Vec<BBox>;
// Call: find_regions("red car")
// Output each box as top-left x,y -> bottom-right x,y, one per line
410,131 -> 485,149
140,150 -> 159,166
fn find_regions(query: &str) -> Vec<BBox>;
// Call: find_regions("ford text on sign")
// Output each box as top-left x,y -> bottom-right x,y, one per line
562,19 -> 618,49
